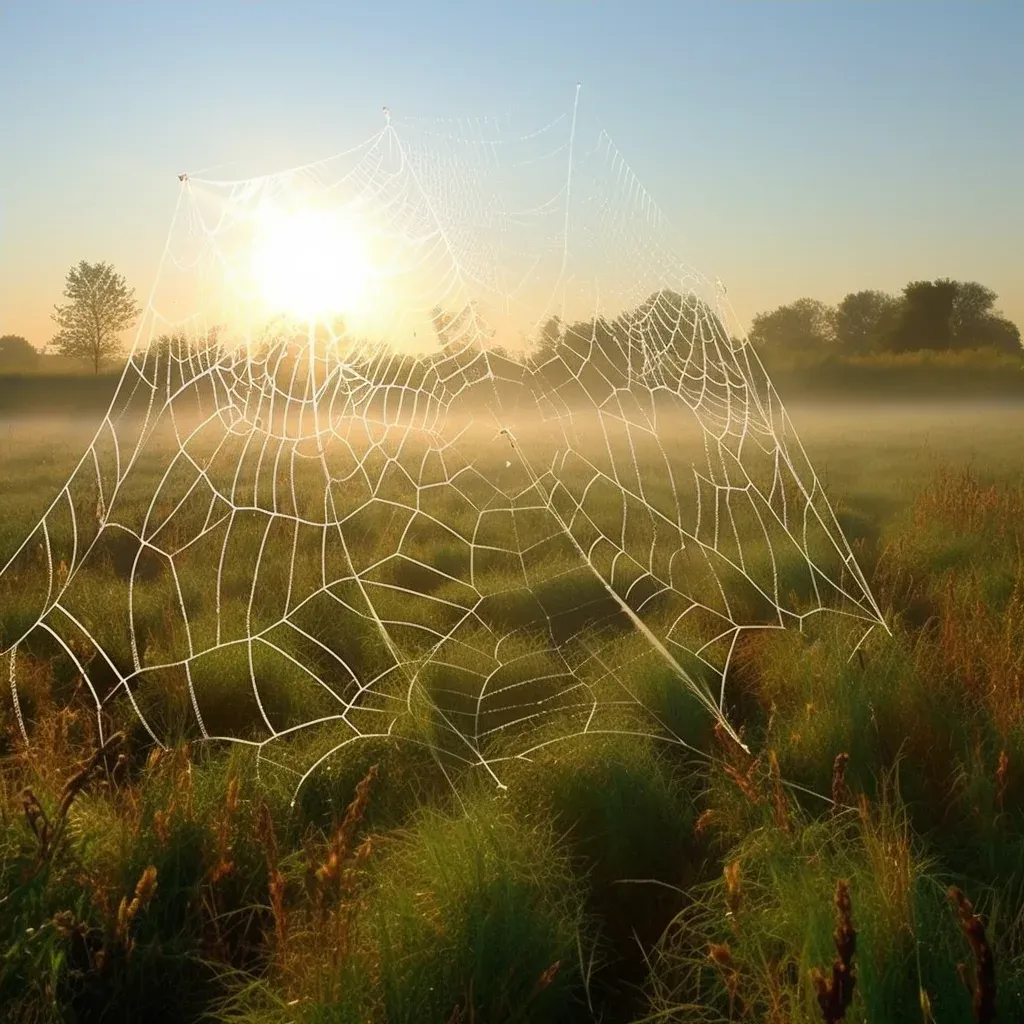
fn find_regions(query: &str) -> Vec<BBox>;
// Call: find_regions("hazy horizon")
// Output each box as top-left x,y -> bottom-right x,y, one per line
2,1 -> 1022,351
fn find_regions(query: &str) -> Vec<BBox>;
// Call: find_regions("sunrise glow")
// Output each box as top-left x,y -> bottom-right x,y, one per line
250,206 -> 373,320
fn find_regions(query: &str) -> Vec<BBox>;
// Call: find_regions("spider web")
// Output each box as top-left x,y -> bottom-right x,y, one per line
0,91 -> 886,795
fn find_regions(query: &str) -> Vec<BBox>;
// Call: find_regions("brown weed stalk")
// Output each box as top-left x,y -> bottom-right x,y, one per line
831,753 -> 850,812
20,731 -> 123,872
715,724 -> 762,806
529,960 -> 561,1001
708,942 -> 742,1018
313,765 -> 379,970
694,808 -> 717,837
256,799 -> 289,950
948,887 -> 997,1024
209,775 -> 239,884
314,765 -> 379,905
810,879 -> 856,1023
724,860 -> 742,926
115,865 -> 158,956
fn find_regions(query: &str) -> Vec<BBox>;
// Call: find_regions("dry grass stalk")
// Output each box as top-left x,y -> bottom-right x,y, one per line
264,765 -> 379,986
694,808 -> 716,837
724,860 -> 742,923
714,723 -> 763,807
268,870 -> 288,951
209,775 -> 239,884
708,942 -> 742,1017
932,565 -> 1024,733
20,788 -> 52,866
20,731 -> 123,871
810,879 -> 856,1023
313,765 -> 379,969
529,960 -> 561,1000
256,799 -> 289,950
913,465 -> 1023,539
831,753 -> 850,812
769,751 -> 791,832
877,469 -> 1024,733
115,865 -> 158,955
714,722 -> 752,769
153,743 -> 195,838
856,778 -> 915,938
152,808 -> 171,845
724,765 -> 765,811
314,764 -> 379,903
948,887 -> 997,1024
995,749 -> 1009,814
56,730 -> 123,822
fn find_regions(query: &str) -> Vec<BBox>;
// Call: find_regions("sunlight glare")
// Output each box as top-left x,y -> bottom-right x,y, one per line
250,206 -> 372,320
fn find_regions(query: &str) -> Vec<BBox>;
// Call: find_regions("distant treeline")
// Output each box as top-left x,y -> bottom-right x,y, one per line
749,278 -> 1021,357
0,339 -> 126,377
1,277 -> 1020,409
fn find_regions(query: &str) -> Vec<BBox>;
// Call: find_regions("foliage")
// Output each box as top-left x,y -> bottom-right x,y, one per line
50,261 -> 140,374
753,278 -> 1021,358
0,335 -> 40,372
833,291 -> 902,354
888,279 -> 959,353
749,297 -> 837,353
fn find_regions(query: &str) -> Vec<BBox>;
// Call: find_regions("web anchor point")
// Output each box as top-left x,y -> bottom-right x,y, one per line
178,173 -> 189,184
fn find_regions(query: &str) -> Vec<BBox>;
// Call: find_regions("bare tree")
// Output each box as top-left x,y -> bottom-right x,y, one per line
50,261 -> 140,374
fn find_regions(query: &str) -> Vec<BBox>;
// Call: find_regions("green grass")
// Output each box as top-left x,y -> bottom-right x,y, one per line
1,399 -> 1024,1022
761,346 -> 1024,400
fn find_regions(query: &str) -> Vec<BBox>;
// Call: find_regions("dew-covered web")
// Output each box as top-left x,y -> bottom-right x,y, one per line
0,91 -> 887,795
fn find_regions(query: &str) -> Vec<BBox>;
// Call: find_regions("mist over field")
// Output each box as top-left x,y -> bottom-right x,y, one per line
5,395 -> 1022,496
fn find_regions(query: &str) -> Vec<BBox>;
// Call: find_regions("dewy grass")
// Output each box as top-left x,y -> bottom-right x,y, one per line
2,411 -> 1024,1020
643,782 -> 954,1023
216,787 -> 590,1024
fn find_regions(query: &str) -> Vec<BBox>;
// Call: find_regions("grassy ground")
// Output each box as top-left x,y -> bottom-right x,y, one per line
761,348 -> 1024,401
1,400 -> 1023,1022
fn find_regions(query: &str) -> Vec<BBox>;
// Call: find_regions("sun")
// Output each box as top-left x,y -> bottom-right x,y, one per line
250,206 -> 373,320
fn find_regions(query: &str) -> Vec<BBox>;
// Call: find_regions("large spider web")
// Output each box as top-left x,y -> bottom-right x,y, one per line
0,92 -> 886,794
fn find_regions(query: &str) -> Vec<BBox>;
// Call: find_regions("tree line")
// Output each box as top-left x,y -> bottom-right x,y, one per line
0,261 -> 1020,376
749,280 -> 1021,356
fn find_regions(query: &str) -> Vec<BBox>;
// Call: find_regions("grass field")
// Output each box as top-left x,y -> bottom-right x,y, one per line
1,396 -> 1023,1023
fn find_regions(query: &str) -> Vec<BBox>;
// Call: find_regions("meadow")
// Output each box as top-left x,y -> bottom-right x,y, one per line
1,394 -> 1023,1023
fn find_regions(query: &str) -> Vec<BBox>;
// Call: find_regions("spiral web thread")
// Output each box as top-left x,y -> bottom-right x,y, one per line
0,92 -> 886,794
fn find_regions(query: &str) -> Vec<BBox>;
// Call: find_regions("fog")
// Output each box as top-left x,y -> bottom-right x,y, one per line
3,398 -> 1022,478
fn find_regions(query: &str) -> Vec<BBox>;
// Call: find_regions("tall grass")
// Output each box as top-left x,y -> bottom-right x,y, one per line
2,419 -> 1024,1020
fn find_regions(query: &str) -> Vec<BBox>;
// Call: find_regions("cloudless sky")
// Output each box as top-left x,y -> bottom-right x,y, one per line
1,0 -> 1021,346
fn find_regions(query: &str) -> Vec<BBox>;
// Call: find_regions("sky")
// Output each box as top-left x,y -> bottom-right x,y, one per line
1,0 -> 1021,349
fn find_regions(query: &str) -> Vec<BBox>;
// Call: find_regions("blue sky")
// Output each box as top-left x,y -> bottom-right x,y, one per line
1,0 -> 1021,345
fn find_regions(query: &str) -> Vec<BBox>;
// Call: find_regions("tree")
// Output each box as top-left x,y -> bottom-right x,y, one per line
973,314 -> 1022,355
748,298 -> 837,352
50,260 -> 140,374
885,279 -> 957,352
834,290 -> 902,353
947,281 -> 1022,353
0,334 -> 40,372
532,315 -> 564,363
949,281 -> 998,349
